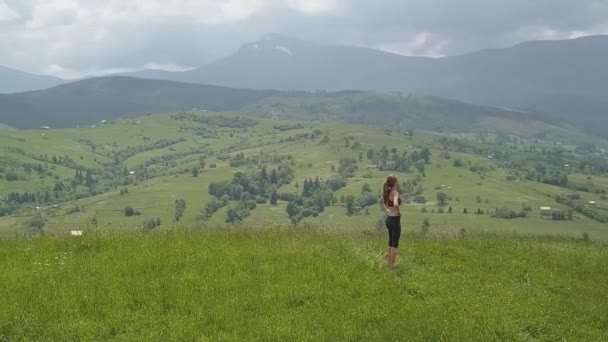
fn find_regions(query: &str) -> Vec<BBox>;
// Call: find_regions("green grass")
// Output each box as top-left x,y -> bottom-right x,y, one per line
1,112 -> 607,240
0,229 -> 607,341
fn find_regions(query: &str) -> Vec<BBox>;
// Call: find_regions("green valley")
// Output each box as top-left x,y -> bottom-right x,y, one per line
1,111 -> 606,240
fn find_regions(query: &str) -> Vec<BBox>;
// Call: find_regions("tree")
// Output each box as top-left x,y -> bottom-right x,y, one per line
421,217 -> 430,234
331,165 -> 335,172
286,202 -> 299,218
174,199 -> 186,221
27,212 -> 46,232
463,208 -> 468,214
340,195 -> 346,204
415,161 -> 425,173
437,191 -> 448,205
199,156 -> 206,169
361,183 -> 372,193
191,167 -> 199,177
270,169 -> 279,184
449,206 -> 453,214
85,170 -> 94,188
270,191 -> 278,205
124,206 -> 135,217
420,147 -> 432,163
260,166 -> 269,181
367,149 -> 375,160
345,195 -> 356,216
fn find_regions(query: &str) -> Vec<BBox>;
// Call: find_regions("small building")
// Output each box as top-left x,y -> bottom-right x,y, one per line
100,120 -> 108,124
414,196 -> 426,204
540,206 -> 552,219
129,171 -> 135,175
40,126 -> 50,130
589,201 -> 597,206
70,231 -> 83,236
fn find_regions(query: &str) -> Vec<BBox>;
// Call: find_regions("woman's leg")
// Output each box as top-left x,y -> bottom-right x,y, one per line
388,217 -> 402,267
386,217 -> 392,261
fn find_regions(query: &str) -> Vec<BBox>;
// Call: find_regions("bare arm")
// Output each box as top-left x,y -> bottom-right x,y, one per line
392,191 -> 400,207
392,191 -> 401,214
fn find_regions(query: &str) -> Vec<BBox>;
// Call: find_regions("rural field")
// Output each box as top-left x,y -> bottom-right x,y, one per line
1,229 -> 607,341
3,8 -> 608,341
0,111 -> 607,240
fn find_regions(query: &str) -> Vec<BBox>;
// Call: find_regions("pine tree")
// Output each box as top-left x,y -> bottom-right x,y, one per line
260,166 -> 269,181
270,169 -> 279,184
270,191 -> 278,205
85,170 -> 94,188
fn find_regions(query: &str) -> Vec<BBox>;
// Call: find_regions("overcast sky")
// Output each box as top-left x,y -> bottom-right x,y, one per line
1,0 -> 607,78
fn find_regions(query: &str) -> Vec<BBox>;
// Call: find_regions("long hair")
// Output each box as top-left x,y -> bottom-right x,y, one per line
382,175 -> 398,204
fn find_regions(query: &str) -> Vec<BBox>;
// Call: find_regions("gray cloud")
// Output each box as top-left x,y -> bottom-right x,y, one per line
1,0 -> 607,78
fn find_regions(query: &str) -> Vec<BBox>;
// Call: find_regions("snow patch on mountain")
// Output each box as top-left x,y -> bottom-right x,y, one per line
274,45 -> 293,56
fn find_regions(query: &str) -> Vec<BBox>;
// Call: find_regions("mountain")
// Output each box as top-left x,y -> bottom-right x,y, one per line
0,66 -> 64,94
0,76 -> 572,140
0,76 -> 283,129
126,34 -> 608,137
125,33 -> 427,91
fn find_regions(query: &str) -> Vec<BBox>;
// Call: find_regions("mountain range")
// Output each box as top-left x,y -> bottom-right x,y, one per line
0,77 -> 282,129
0,76 -> 562,139
1,34 -> 607,136
125,34 -> 608,137
0,66 -> 64,94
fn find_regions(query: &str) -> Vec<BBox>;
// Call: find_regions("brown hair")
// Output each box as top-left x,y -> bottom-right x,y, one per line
382,175 -> 398,204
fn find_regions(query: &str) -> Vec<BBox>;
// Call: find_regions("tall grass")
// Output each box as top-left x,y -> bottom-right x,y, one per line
1,228 -> 607,341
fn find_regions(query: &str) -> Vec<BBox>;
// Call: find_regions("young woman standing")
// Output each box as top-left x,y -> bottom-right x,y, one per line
380,175 -> 402,268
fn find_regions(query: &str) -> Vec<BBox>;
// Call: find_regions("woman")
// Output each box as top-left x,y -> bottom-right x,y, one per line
380,175 -> 402,268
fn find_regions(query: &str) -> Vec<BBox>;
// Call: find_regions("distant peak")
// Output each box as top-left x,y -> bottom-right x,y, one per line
260,33 -> 291,41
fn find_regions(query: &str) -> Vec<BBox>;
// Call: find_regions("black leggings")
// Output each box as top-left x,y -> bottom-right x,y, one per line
386,215 -> 401,248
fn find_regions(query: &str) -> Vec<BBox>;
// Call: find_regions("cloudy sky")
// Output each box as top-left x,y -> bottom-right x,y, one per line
1,0 -> 607,78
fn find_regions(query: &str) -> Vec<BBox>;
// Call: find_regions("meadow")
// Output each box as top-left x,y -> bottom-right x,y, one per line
1,229 -> 607,341
0,111 -> 607,240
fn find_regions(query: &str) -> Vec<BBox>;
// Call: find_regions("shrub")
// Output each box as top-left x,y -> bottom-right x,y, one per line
124,206 -> 135,217
421,218 -> 430,234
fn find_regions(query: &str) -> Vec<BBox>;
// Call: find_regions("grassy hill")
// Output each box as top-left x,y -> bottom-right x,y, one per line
1,229 -> 607,340
0,76 -> 586,139
0,77 -> 283,129
1,111 -> 607,240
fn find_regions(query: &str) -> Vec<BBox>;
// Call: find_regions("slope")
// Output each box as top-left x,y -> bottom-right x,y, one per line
1,230 -> 607,341
0,65 -> 64,94
1,112 -> 607,239
0,75 -> 574,137
126,34 -> 608,137
0,76 -> 283,129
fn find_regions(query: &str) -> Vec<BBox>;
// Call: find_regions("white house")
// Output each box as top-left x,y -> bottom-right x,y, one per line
70,231 -> 83,236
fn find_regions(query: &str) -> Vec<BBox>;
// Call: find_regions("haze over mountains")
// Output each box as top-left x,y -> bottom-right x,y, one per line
0,76 -> 556,138
0,66 -> 64,94
1,34 -> 607,136
125,34 -> 608,136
